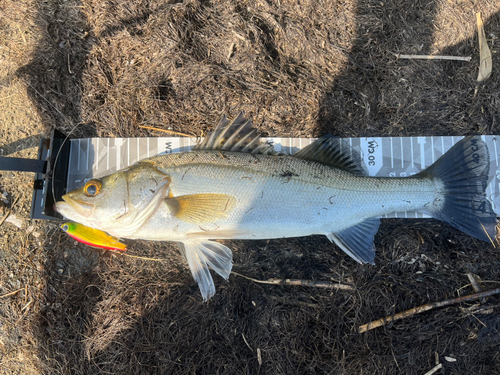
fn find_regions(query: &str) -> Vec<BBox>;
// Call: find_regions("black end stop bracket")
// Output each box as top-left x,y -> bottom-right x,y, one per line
0,129 -> 70,220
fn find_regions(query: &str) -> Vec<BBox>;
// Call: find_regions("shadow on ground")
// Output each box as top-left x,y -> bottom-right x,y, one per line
13,0 -> 500,374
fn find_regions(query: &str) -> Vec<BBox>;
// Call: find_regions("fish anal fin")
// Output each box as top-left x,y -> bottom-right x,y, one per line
294,135 -> 367,175
166,193 -> 236,223
177,240 -> 233,301
327,218 -> 380,264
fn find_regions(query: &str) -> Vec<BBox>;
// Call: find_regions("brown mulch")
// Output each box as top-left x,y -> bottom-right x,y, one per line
1,0 -> 500,374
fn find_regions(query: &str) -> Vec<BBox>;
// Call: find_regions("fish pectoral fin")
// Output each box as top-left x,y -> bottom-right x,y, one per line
326,218 -> 380,264
177,240 -> 233,301
166,193 -> 236,223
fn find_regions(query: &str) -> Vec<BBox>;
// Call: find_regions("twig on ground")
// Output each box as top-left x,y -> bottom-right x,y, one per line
138,125 -> 195,138
479,220 -> 496,248
0,288 -> 23,299
231,271 -> 354,290
15,299 -> 33,325
0,209 -> 12,227
241,333 -> 253,351
359,287 -> 500,333
392,52 -> 471,61
467,272 -> 485,304
0,195 -> 21,228
423,363 -> 443,375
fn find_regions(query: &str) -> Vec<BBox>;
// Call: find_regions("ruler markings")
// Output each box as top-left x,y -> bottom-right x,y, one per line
66,136 -> 500,216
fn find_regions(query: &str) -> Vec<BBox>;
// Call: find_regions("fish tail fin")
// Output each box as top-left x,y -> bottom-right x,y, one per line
420,136 -> 497,242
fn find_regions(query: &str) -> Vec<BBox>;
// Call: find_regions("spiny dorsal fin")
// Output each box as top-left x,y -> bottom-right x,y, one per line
193,111 -> 278,155
293,135 -> 368,176
166,193 -> 237,223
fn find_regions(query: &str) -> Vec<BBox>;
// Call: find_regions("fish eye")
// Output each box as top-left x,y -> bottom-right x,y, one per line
61,224 -> 69,232
84,180 -> 102,197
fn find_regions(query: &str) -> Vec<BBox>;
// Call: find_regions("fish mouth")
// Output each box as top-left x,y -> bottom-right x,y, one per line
54,195 -> 94,218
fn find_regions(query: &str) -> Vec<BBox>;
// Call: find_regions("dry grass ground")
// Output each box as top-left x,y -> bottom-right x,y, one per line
1,0 -> 500,374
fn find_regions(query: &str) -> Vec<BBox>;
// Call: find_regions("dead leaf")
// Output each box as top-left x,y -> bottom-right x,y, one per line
6,214 -> 23,229
476,12 -> 492,82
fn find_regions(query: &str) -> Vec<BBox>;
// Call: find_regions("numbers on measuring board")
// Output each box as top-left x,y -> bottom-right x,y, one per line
470,139 -> 481,164
367,140 -> 377,166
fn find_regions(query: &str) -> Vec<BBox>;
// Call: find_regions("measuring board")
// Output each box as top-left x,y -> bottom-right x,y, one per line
63,136 -> 500,219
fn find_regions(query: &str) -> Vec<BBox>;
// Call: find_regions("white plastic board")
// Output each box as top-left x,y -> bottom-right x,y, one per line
66,136 -> 500,218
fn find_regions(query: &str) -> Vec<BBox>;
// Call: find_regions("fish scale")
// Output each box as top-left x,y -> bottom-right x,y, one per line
136,151 -> 439,241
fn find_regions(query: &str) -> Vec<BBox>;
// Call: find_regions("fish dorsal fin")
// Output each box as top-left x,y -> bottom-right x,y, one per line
166,193 -> 237,223
294,135 -> 368,176
193,111 -> 278,155
326,217 -> 380,264
177,240 -> 233,301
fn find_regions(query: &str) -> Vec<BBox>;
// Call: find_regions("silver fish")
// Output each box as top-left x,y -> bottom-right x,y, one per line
55,113 -> 497,300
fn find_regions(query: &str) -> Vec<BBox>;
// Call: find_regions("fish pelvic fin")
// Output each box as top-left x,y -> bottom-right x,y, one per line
327,217 -> 380,264
177,240 -> 233,301
419,136 -> 497,242
193,112 -> 278,155
166,193 -> 237,223
293,135 -> 368,175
